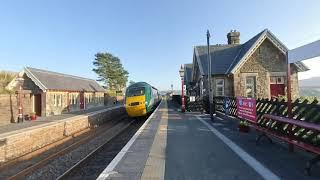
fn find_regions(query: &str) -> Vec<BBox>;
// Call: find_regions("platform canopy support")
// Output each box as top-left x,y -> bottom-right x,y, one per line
287,39 -> 320,118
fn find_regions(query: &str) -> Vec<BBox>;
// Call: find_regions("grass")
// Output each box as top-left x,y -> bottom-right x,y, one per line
0,71 -> 16,94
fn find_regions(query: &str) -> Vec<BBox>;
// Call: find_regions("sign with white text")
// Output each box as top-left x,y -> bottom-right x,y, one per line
236,97 -> 257,123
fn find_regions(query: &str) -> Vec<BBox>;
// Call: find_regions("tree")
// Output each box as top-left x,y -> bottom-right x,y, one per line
0,71 -> 16,94
92,52 -> 129,90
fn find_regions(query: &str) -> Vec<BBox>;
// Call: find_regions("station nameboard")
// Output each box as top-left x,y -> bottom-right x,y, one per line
236,97 -> 257,123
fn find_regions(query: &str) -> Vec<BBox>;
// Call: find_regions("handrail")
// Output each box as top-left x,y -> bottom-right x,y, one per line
263,114 -> 320,132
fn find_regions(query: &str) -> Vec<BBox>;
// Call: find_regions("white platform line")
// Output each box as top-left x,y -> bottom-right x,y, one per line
96,101 -> 163,180
196,116 -> 280,180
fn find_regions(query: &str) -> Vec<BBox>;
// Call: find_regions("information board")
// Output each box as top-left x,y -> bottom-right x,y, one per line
236,97 -> 257,123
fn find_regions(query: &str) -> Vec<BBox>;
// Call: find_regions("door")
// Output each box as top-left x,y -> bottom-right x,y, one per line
270,76 -> 285,98
270,84 -> 285,97
34,94 -> 41,116
80,92 -> 85,110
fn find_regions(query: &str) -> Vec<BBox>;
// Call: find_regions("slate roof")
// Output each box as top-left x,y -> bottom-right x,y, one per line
196,44 -> 241,75
24,67 -> 106,92
184,63 -> 193,83
194,29 -> 309,75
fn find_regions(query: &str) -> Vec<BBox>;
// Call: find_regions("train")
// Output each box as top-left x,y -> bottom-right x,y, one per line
125,82 -> 161,117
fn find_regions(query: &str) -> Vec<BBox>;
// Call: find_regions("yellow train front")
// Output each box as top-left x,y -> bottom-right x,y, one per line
125,82 -> 160,117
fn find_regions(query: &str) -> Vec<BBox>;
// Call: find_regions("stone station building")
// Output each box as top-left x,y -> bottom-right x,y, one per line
186,29 -> 309,100
7,67 -> 105,117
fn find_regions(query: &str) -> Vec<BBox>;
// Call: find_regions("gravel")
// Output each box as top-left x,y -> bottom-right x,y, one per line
24,117 -> 137,180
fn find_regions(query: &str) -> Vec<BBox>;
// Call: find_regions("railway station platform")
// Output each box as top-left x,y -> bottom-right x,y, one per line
98,99 -> 320,180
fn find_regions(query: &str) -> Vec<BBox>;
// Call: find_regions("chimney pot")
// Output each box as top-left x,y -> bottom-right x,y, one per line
227,30 -> 240,45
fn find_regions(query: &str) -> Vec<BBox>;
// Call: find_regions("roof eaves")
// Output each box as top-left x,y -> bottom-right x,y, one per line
194,47 -> 205,75
191,52 -> 196,81
225,46 -> 243,74
24,67 -> 48,91
266,30 -> 288,52
293,61 -> 310,72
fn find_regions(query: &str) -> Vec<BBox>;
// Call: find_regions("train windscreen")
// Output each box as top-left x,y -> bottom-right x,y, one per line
126,87 -> 145,97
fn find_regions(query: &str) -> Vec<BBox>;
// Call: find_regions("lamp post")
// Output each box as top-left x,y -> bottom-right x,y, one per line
207,30 -> 214,121
16,75 -> 24,123
171,84 -> 173,95
179,65 -> 185,113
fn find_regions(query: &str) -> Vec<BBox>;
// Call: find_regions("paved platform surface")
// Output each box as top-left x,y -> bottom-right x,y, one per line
98,99 -> 320,180
0,104 -> 122,135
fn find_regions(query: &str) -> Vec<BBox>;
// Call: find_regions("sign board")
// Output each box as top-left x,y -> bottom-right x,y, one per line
183,85 -> 186,95
288,40 -> 320,63
236,97 -> 257,123
224,98 -> 230,115
190,96 -> 195,102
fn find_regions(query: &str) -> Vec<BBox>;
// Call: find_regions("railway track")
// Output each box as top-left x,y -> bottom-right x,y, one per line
57,117 -> 146,179
2,115 -> 132,180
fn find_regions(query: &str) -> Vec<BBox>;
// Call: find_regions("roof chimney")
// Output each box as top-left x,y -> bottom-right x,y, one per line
227,30 -> 240,44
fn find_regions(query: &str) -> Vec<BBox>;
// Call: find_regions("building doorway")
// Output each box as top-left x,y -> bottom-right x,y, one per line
34,94 -> 41,116
80,91 -> 85,110
270,76 -> 285,98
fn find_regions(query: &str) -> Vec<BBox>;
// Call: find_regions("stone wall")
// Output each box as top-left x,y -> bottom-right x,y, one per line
290,65 -> 300,100
211,75 -> 234,97
0,106 -> 125,163
234,38 -> 299,99
0,91 -> 32,125
46,91 -> 69,116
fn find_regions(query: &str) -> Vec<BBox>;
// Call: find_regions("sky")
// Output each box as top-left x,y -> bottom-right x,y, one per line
0,0 -> 319,90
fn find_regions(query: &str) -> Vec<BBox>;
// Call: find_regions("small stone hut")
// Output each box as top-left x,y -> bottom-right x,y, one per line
7,67 -> 106,116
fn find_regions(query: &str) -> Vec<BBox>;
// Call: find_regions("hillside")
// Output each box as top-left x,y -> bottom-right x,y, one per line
299,77 -> 320,87
299,77 -> 320,97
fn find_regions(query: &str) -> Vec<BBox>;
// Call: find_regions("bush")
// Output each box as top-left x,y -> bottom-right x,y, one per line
0,71 -> 16,94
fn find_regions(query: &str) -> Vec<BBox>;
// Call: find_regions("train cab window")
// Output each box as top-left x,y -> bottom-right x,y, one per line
127,87 -> 145,97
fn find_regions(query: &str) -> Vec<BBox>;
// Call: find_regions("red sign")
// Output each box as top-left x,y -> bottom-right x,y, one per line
236,97 -> 257,123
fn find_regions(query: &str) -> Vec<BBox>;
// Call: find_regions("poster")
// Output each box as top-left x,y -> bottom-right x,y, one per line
236,97 -> 257,123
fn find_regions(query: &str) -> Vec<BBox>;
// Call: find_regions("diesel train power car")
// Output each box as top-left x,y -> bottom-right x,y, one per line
125,82 -> 161,117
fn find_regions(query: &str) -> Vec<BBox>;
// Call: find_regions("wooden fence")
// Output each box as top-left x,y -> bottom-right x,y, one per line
213,96 -> 320,122
186,96 -> 204,112
213,96 -> 320,146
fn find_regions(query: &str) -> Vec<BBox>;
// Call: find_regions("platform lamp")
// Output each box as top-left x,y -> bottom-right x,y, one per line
179,65 -> 185,113
16,74 -> 24,123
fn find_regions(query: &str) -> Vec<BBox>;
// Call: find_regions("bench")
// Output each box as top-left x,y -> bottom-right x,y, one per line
251,114 -> 320,175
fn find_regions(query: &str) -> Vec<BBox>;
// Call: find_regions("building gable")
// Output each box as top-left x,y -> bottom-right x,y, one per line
192,48 -> 202,82
230,29 -> 288,74
239,38 -> 286,73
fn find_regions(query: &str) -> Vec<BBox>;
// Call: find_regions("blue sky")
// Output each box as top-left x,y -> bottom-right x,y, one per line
1,0 -> 319,90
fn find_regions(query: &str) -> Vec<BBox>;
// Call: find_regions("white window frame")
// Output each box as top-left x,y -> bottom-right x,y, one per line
53,94 -> 57,107
245,76 -> 256,98
215,78 -> 225,96
270,77 -> 277,84
57,94 -> 62,107
276,77 -> 285,84
270,76 -> 285,84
